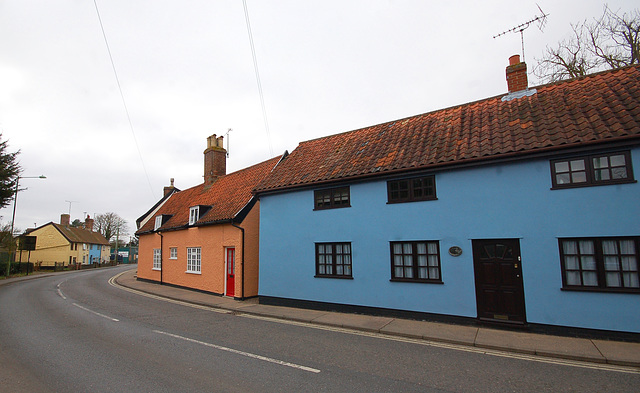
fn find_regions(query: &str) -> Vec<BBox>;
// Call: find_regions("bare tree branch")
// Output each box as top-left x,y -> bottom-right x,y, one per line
94,212 -> 129,242
535,5 -> 639,82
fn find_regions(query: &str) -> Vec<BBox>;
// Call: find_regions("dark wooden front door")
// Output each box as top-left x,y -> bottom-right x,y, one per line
472,239 -> 526,324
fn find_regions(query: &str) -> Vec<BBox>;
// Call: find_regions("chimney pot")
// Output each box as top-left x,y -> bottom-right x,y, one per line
204,134 -> 227,186
84,215 -> 94,231
506,55 -> 528,93
163,178 -> 176,197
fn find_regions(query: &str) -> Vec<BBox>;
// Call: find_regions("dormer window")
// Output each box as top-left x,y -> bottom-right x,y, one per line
154,216 -> 163,230
189,206 -> 200,225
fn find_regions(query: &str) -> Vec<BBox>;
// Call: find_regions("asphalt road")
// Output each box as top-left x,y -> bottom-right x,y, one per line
1,266 -> 638,392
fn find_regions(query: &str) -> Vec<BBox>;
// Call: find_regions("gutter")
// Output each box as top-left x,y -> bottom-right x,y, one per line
137,218 -> 237,236
230,220 -> 245,299
158,231 -> 163,285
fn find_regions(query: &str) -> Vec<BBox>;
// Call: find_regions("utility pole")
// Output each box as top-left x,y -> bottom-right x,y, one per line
114,227 -> 119,265
7,175 -> 46,276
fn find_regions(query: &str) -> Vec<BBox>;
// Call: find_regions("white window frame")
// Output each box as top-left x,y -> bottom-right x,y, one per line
169,247 -> 178,259
187,247 -> 201,273
153,248 -> 162,270
154,216 -> 162,230
189,206 -> 200,225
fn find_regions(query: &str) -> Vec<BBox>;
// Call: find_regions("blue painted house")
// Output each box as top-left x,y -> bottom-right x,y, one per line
254,57 -> 640,335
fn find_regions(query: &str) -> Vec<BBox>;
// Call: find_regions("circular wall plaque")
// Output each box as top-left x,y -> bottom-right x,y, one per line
448,246 -> 463,257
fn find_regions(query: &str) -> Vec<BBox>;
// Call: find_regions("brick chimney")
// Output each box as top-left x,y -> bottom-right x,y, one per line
84,215 -> 94,231
163,178 -> 175,197
204,134 -> 226,186
60,214 -> 70,226
506,55 -> 528,93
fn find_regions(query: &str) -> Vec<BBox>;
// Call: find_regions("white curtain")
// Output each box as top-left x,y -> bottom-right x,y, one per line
603,240 -> 621,287
393,243 -> 403,277
563,241 -> 580,285
620,240 -> 639,288
417,243 -> 427,279
579,241 -> 597,286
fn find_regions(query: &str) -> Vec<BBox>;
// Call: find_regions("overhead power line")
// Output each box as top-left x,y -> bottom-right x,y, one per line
242,0 -> 275,157
93,0 -> 156,199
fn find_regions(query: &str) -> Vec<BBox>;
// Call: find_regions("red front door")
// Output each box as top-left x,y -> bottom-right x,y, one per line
226,248 -> 235,297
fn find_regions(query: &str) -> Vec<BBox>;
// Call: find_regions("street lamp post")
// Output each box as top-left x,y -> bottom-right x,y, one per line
8,175 -> 46,275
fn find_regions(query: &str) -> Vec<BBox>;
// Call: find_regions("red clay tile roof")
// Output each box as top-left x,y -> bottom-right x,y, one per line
137,156 -> 282,234
254,65 -> 640,193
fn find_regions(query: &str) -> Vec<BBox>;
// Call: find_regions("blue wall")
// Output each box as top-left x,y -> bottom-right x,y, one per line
259,147 -> 640,332
88,244 -> 102,264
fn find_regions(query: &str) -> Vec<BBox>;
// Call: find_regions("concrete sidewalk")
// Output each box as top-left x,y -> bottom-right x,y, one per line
111,267 -> 640,369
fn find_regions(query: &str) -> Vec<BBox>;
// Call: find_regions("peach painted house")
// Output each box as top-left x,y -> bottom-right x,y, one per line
136,134 -> 284,299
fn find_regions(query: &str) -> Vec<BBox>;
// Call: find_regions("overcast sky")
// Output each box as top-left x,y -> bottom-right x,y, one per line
0,0 -> 636,238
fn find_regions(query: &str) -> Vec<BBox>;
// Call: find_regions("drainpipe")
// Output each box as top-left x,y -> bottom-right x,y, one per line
158,231 -> 163,285
230,221 -> 245,299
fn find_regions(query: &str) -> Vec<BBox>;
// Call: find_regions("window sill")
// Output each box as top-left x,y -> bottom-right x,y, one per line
169,257 -> 177,260
551,179 -> 636,190
313,205 -> 351,211
152,268 -> 161,271
561,286 -> 639,294
390,278 -> 443,284
186,270 -> 202,275
386,197 -> 438,204
314,275 -> 353,279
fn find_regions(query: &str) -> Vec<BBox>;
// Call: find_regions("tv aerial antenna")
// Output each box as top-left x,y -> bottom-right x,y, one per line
65,200 -> 79,216
493,4 -> 549,62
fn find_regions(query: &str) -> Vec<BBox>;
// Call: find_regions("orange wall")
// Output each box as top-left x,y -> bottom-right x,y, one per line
241,201 -> 261,297
137,203 -> 261,297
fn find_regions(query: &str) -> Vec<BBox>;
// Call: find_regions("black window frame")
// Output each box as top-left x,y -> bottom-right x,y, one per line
390,241 -> 443,283
559,237 -> 640,293
387,175 -> 437,204
315,242 -> 353,279
314,187 -> 351,210
550,150 -> 635,189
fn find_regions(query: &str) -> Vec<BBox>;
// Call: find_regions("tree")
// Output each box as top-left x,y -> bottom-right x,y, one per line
0,221 -> 17,276
71,219 -> 83,228
535,5 -> 640,82
94,212 -> 129,243
0,221 -> 15,252
0,134 -> 22,209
